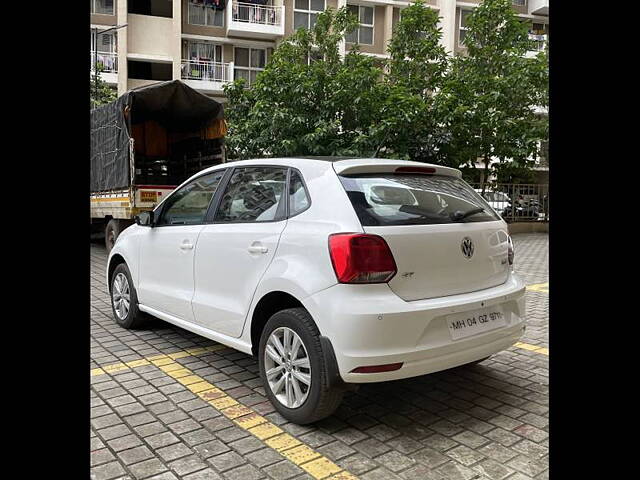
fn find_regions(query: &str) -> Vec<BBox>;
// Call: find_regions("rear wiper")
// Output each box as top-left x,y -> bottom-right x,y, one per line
399,205 -> 448,220
450,207 -> 485,222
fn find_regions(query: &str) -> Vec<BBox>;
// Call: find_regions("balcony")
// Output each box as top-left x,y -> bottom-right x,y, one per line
528,0 -> 549,16
181,59 -> 234,94
226,1 -> 285,39
90,51 -> 118,84
525,33 -> 547,57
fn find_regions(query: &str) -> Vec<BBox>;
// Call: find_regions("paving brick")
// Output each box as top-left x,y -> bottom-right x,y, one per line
90,461 -> 127,480
168,455 -> 209,476
117,445 -> 155,465
207,451 -> 246,472
90,235 -> 548,480
263,460 -> 304,480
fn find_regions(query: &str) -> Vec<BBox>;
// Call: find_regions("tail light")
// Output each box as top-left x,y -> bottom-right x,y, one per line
508,236 -> 514,266
328,233 -> 397,284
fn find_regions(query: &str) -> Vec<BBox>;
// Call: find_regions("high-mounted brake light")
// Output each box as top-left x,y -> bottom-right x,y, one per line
395,166 -> 436,174
328,233 -> 397,284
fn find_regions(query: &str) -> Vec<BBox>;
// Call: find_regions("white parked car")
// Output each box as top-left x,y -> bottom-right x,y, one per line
475,189 -> 512,214
108,158 -> 526,424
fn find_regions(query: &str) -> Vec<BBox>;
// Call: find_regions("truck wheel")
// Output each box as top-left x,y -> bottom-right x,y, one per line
259,308 -> 344,424
105,219 -> 120,254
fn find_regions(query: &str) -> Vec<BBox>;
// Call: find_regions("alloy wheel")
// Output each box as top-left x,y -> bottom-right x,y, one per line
112,272 -> 131,321
264,327 -> 311,409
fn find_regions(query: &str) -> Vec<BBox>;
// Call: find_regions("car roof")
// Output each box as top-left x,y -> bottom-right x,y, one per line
198,157 -> 461,178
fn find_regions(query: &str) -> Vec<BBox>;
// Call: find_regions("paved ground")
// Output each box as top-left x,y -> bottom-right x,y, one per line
91,233 -> 549,480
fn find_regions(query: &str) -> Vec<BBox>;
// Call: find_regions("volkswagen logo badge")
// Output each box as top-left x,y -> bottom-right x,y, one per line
461,237 -> 474,259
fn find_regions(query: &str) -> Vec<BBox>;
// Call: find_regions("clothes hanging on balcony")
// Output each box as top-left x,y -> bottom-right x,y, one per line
193,0 -> 226,10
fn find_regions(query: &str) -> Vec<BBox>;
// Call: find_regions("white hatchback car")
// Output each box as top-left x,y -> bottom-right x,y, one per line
108,157 -> 526,424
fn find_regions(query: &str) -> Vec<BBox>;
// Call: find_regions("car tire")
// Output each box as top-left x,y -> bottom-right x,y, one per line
110,263 -> 147,329
105,219 -> 120,255
259,307 -> 343,424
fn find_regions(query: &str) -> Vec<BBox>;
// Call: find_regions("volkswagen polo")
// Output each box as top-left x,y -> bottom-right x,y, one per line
107,157 -> 526,424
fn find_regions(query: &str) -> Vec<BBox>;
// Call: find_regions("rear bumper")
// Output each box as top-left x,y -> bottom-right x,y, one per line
304,273 -> 526,383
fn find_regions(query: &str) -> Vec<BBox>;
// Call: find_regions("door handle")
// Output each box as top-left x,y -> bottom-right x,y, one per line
248,244 -> 268,254
180,241 -> 194,250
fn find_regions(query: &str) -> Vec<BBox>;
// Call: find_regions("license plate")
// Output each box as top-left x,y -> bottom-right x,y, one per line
447,307 -> 507,340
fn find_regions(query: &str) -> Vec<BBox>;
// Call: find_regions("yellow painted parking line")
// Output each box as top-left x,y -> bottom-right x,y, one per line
90,344 -> 227,377
514,341 -> 549,356
526,282 -> 549,293
144,357 -> 357,480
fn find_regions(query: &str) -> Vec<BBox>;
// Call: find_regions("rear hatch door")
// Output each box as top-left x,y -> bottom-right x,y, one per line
336,164 -> 510,301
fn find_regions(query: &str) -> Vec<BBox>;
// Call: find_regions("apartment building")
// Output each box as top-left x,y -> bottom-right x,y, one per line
90,0 -> 549,102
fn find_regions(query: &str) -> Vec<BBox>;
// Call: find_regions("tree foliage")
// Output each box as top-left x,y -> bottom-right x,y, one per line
223,0 -> 548,177
435,0 -> 549,183
90,65 -> 118,109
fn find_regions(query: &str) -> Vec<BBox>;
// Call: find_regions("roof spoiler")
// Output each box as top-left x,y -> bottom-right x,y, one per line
332,159 -> 462,178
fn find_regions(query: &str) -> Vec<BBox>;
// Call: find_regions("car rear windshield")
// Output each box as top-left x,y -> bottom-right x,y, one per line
339,173 -> 501,226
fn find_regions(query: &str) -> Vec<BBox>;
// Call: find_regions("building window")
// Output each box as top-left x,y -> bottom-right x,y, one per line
234,47 -> 266,87
294,0 -> 325,31
529,22 -> 548,50
91,31 -> 117,54
90,31 -> 118,73
182,41 -> 227,82
91,0 -> 114,15
129,0 -> 173,18
459,9 -> 471,45
512,0 -> 527,6
345,5 -> 374,45
188,0 -> 224,27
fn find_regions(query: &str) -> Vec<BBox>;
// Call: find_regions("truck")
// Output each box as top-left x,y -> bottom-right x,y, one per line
90,80 -> 226,253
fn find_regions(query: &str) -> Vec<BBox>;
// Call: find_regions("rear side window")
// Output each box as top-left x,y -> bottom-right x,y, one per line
339,173 -> 501,226
289,170 -> 310,216
214,167 -> 287,222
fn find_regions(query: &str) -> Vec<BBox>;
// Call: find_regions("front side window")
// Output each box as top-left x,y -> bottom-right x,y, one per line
339,173 -> 501,226
157,171 -> 224,226
188,0 -> 224,27
234,47 -> 266,87
345,5 -> 374,45
215,167 -> 287,223
289,170 -> 310,216
91,0 -> 114,15
294,0 -> 326,31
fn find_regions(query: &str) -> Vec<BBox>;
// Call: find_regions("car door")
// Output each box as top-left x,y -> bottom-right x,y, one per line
191,166 -> 288,337
137,170 -> 226,322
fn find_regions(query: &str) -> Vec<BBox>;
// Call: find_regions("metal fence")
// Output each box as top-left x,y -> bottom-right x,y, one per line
470,183 -> 549,223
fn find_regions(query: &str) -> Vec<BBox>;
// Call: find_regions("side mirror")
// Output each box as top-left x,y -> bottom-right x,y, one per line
135,211 -> 154,227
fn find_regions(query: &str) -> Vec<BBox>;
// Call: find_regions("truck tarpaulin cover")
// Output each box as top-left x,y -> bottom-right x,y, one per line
90,80 -> 224,192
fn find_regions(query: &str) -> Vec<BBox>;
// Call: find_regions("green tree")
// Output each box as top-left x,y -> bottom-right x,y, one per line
91,64 -> 118,109
369,0 -> 450,162
224,7 -> 385,159
435,0 -> 548,189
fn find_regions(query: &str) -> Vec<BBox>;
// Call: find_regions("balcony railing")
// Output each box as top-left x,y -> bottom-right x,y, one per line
528,33 -> 547,52
181,59 -> 233,84
90,51 -> 118,73
232,2 -> 282,26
